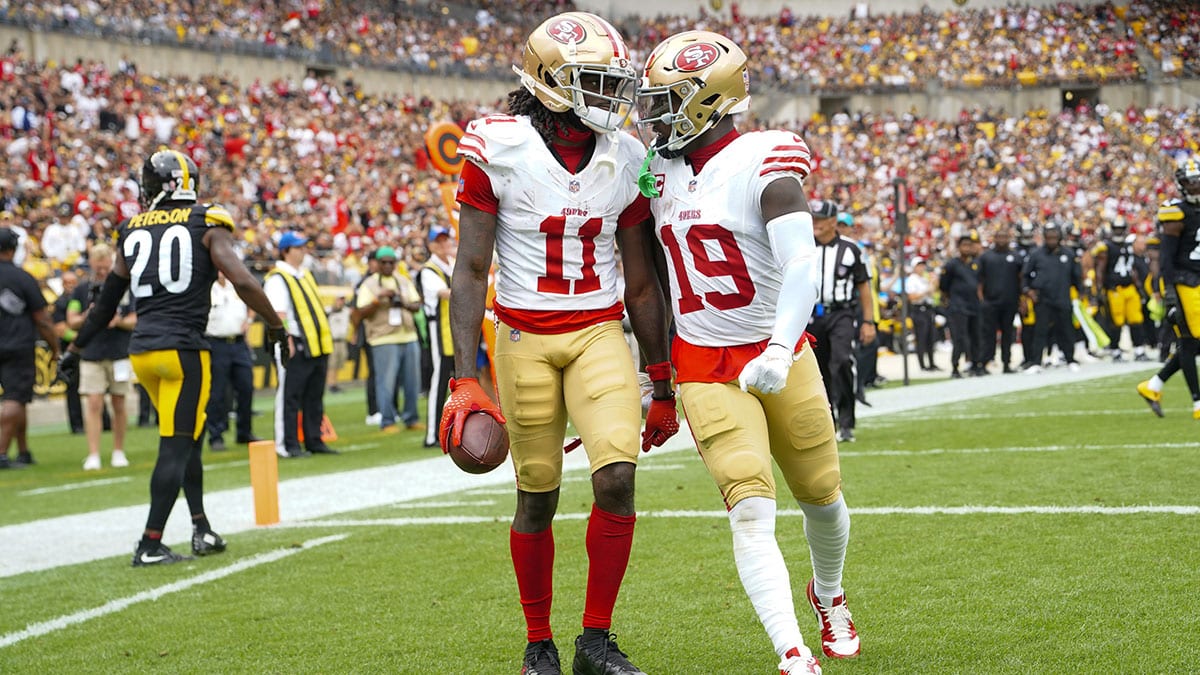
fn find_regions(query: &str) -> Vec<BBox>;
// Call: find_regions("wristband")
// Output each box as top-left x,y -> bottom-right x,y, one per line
645,361 -> 672,383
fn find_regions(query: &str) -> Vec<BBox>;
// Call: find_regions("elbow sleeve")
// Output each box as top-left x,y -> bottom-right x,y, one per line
766,212 -> 819,348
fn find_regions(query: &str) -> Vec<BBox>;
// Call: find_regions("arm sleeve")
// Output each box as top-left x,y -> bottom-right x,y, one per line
765,211 -> 819,349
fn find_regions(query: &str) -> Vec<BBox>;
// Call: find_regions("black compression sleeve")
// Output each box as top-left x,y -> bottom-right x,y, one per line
1159,233 -> 1179,288
73,273 -> 132,349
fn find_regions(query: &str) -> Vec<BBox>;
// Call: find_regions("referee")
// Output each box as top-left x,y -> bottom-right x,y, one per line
1,227 -> 58,468
808,201 -> 875,443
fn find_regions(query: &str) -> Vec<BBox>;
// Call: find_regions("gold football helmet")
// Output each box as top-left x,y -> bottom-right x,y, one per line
636,30 -> 751,158
1176,156 -> 1200,204
515,12 -> 637,134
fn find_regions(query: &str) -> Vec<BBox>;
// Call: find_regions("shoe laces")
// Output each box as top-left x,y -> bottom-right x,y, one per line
583,632 -> 632,667
525,640 -> 559,671
819,600 -> 856,641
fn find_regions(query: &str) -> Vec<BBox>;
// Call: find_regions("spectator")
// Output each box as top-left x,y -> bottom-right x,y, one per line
325,294 -> 351,394
353,245 -> 423,434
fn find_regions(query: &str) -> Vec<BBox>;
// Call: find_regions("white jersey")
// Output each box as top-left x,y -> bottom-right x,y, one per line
647,130 -> 812,347
458,115 -> 645,312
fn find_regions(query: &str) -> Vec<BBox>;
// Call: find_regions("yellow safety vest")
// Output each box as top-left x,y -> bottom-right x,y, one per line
423,264 -> 453,357
266,268 -> 333,357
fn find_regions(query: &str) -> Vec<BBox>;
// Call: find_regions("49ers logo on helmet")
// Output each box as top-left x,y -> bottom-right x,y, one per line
674,43 -> 720,72
547,19 -> 587,45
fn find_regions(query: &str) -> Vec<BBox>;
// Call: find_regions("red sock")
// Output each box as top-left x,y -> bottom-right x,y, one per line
582,505 -> 636,630
511,526 -> 555,642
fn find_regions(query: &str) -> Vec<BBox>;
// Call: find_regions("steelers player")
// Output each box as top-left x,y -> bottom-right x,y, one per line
443,12 -> 678,675
61,150 -> 288,566
1091,218 -> 1150,361
1137,157 -> 1200,419
637,31 -> 857,675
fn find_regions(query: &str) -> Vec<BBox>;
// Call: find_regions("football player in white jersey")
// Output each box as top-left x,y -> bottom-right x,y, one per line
442,12 -> 678,675
635,31 -> 859,675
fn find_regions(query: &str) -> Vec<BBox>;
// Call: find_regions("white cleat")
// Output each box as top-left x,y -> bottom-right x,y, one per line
83,454 -> 101,471
807,579 -> 861,659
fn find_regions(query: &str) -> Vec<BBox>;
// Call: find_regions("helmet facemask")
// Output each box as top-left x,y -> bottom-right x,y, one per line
516,12 -> 638,135
634,31 -> 751,160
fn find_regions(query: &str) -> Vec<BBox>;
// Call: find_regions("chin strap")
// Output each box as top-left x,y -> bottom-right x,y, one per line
637,146 -> 660,198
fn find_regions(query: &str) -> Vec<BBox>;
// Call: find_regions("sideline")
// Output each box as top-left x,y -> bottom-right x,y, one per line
0,361 -> 1152,578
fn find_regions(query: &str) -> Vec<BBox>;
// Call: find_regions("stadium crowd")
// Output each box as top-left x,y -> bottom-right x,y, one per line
3,0 -> 1197,92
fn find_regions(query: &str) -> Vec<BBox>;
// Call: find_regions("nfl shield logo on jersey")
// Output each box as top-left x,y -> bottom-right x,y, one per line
568,180 -> 580,193
687,179 -> 698,193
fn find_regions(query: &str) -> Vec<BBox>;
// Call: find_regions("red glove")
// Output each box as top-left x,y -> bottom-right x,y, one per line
642,395 -> 679,451
439,377 -> 507,453
641,361 -> 679,451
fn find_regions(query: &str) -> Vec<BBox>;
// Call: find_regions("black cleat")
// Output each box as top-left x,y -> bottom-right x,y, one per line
573,633 -> 645,675
192,529 -> 227,556
522,639 -> 561,675
132,542 -> 194,567
209,437 -> 227,452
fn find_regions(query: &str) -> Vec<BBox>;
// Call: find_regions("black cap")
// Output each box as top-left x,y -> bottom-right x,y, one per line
811,200 -> 839,220
0,227 -> 19,252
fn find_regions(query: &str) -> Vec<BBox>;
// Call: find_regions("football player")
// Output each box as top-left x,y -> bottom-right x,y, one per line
442,12 -> 678,675
1091,218 -> 1151,361
636,30 -> 857,675
61,150 -> 288,566
1137,157 -> 1200,419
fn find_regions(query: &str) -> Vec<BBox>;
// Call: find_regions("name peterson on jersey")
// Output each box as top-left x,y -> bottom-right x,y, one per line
648,130 -> 812,347
457,115 -> 647,312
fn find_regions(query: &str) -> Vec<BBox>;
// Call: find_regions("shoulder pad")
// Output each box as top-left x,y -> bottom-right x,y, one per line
204,204 -> 235,231
752,129 -> 812,181
1158,201 -> 1185,222
458,115 -> 535,167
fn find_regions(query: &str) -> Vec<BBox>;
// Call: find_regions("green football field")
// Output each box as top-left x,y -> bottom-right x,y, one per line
2,366 -> 1198,674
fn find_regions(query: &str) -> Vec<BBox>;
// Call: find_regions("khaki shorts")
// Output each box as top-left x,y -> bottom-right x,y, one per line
79,358 -> 133,396
494,319 -> 641,493
680,347 -> 841,508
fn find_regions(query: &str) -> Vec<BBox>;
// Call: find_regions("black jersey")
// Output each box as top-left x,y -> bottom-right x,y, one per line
117,202 -> 234,354
1092,237 -> 1137,288
1158,199 -> 1200,285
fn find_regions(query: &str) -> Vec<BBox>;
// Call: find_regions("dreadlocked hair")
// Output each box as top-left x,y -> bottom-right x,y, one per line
507,87 -> 586,146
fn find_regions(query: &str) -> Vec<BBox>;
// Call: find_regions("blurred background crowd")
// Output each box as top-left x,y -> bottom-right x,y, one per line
1,0 -> 1198,393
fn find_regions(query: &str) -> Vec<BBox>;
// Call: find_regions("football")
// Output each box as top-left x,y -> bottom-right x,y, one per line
447,411 -> 509,474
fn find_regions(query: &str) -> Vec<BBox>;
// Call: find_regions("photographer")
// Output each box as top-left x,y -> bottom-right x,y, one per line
354,246 -> 423,434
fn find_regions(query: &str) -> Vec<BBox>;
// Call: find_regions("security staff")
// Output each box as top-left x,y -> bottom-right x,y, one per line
205,272 -> 258,452
940,231 -> 983,377
809,201 -> 874,442
265,231 -> 339,458
419,226 -> 455,447
977,226 -> 1026,373
0,227 -> 59,468
1021,224 -> 1083,371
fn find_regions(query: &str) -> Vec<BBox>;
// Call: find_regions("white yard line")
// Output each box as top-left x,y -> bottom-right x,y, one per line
0,360 -> 1160,579
0,535 -> 345,649
18,477 -> 133,496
